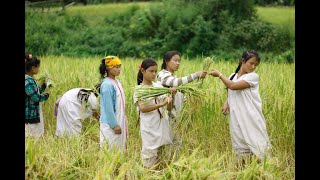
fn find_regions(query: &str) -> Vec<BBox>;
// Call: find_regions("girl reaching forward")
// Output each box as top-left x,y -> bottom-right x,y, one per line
209,50 -> 271,161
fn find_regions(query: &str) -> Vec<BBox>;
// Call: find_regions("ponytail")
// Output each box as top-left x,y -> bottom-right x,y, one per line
99,58 -> 108,79
137,69 -> 143,85
230,62 -> 241,80
25,53 -> 40,73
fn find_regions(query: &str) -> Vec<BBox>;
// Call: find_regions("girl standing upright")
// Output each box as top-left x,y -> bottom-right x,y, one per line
209,50 -> 271,161
134,58 -> 177,168
157,50 -> 207,119
99,56 -> 128,152
25,53 -> 50,137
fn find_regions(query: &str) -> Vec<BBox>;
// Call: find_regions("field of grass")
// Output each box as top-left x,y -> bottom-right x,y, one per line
25,56 -> 295,179
63,3 -> 294,29
256,6 -> 295,36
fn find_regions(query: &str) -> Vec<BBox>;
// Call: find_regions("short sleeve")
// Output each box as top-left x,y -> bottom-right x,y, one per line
133,89 -> 138,105
243,72 -> 259,87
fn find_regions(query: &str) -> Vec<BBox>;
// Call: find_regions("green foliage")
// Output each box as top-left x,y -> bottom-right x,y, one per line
225,17 -> 293,53
25,1 -> 294,59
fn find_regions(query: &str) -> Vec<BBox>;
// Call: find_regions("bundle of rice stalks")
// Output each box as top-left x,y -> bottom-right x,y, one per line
134,83 -> 205,101
37,69 -> 55,88
198,56 -> 215,88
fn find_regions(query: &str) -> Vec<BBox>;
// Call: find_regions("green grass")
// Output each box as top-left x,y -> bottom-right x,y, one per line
65,2 -> 153,26
256,6 -> 295,36
26,56 -> 295,179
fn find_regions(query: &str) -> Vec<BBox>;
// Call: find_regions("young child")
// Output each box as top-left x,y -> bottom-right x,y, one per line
133,58 -> 177,168
25,53 -> 50,137
209,50 -> 271,161
54,84 -> 101,138
99,56 -> 128,152
157,50 -> 207,119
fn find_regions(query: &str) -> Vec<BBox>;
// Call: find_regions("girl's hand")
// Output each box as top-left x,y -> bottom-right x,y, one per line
222,101 -> 229,116
209,69 -> 221,77
160,97 -> 168,106
160,96 -> 173,107
45,88 -> 50,95
113,126 -> 122,134
169,87 -> 177,96
196,70 -> 207,79
166,96 -> 173,105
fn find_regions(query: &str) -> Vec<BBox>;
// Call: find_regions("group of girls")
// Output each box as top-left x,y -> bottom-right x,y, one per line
25,50 -> 271,168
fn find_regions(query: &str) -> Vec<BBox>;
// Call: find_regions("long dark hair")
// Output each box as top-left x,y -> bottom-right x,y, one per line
137,58 -> 158,85
99,58 -> 108,79
229,49 -> 260,80
25,53 -> 40,73
161,50 -> 181,70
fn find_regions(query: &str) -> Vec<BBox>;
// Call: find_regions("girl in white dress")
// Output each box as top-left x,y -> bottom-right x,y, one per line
209,50 -> 271,161
99,56 -> 128,152
54,85 -> 100,138
133,58 -> 177,168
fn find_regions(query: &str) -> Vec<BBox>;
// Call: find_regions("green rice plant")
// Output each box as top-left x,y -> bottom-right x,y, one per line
37,69 -> 56,88
25,55 -> 295,179
134,82 -> 205,101
198,56 -> 215,88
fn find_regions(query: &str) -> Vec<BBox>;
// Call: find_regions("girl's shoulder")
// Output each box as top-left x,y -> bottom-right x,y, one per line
152,81 -> 164,88
25,75 -> 36,84
245,72 -> 259,79
157,69 -> 171,77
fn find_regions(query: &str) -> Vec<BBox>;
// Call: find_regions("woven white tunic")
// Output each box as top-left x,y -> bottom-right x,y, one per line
228,72 -> 271,160
55,88 -> 98,137
133,82 -> 174,164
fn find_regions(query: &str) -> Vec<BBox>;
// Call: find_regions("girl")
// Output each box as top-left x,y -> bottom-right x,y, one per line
99,56 -> 128,151
25,53 -> 50,137
209,50 -> 271,161
54,84 -> 100,138
133,58 -> 177,168
157,50 -> 207,119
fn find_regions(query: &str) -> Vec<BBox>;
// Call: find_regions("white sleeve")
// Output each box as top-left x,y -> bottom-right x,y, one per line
133,90 -> 138,105
243,73 -> 259,87
88,93 -> 98,110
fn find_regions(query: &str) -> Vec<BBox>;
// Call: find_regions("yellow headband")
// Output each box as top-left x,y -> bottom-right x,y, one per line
105,56 -> 121,69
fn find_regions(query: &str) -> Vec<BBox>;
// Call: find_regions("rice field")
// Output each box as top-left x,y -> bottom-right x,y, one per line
25,55 -> 295,179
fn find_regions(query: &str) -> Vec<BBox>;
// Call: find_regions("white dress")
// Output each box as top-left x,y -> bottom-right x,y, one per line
55,88 -> 98,138
228,72 -> 271,160
133,82 -> 174,167
100,78 -> 128,151
25,103 -> 44,138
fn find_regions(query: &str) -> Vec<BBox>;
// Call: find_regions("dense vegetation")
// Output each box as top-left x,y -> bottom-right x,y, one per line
25,0 -> 295,62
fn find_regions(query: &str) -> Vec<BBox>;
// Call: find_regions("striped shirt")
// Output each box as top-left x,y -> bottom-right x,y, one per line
156,69 -> 198,87
156,69 -> 198,119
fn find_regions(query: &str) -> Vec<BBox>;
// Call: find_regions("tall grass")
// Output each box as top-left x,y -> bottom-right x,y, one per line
256,6 -> 295,37
26,56 -> 295,179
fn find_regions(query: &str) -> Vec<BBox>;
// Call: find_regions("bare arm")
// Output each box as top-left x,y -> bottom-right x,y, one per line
136,98 -> 167,113
222,100 -> 229,115
209,70 -> 250,90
